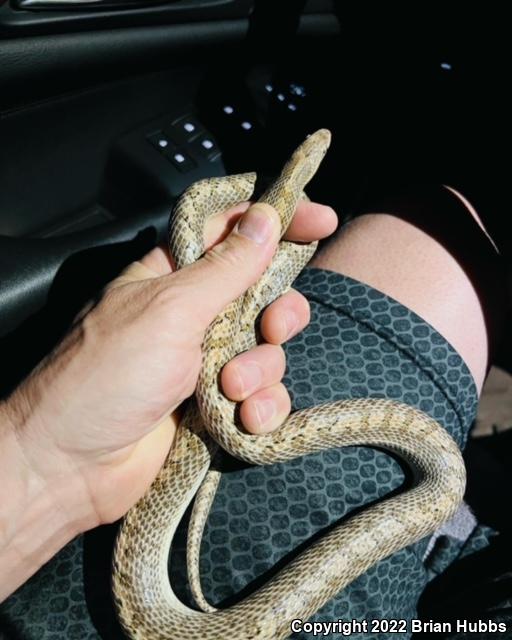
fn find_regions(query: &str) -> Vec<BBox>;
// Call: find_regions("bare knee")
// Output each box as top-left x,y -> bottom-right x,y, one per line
311,185 -> 507,394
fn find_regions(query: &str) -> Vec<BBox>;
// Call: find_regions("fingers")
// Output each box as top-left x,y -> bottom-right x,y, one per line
283,200 -> 338,242
139,246 -> 176,275
260,289 -> 310,344
239,383 -> 291,435
221,345 -> 292,435
204,200 -> 337,248
221,344 -> 286,402
136,200 -> 337,279
170,203 -> 281,329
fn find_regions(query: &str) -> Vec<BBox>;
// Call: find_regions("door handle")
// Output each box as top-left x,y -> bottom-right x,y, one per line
14,0 -> 174,10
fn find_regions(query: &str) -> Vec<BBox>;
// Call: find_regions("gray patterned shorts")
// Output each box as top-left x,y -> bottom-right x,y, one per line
0,268 -> 484,640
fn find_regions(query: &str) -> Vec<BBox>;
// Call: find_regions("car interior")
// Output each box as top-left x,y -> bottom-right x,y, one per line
1,1 -> 510,637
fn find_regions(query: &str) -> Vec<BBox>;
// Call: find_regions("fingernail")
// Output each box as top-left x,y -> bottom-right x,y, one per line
236,361 -> 263,396
254,399 -> 276,427
237,206 -> 274,244
284,309 -> 300,340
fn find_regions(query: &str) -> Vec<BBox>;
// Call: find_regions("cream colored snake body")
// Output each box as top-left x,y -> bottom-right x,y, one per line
112,130 -> 466,639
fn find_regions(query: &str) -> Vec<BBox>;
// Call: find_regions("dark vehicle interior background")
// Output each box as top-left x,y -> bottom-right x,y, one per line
1,0 -> 511,637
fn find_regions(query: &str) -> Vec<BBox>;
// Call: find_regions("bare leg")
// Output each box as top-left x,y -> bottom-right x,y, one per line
311,185 -> 506,394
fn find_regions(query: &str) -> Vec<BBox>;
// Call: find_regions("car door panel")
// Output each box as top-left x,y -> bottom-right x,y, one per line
0,0 -> 339,400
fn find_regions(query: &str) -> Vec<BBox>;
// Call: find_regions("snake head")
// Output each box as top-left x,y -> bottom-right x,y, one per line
291,128 -> 332,186
258,128 -> 332,236
303,128 -> 332,157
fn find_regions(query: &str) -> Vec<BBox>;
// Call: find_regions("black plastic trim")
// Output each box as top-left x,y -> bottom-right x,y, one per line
0,0 -> 253,36
16,0 -> 172,9
0,15 -> 339,110
0,20 -> 249,110
0,206 -> 170,338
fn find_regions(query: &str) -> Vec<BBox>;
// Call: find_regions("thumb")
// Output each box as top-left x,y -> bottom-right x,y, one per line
172,202 -> 281,329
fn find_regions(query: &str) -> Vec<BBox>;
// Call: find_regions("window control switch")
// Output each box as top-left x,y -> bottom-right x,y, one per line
167,116 -> 204,144
191,135 -> 220,160
165,149 -> 196,173
147,132 -> 175,152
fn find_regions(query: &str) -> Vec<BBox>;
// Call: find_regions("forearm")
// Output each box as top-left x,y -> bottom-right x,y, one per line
0,400 -> 92,602
0,198 -> 332,602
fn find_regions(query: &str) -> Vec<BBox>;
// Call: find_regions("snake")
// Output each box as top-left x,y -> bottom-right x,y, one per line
112,129 -> 466,639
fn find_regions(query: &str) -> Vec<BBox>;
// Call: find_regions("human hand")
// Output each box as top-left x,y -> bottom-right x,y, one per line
3,200 -> 337,534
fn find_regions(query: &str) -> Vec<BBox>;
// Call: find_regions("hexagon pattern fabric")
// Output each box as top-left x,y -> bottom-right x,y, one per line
0,268 -> 482,639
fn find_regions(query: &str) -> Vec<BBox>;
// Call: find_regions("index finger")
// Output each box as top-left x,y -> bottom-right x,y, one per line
139,199 -> 338,277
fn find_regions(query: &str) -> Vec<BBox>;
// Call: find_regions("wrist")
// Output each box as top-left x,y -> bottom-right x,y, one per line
3,390 -> 101,530
0,396 -> 98,601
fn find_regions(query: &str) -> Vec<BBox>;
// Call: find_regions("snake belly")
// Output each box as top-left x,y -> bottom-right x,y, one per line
112,129 -> 466,640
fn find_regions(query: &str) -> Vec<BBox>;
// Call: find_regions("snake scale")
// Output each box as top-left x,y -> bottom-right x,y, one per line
112,129 -> 466,639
